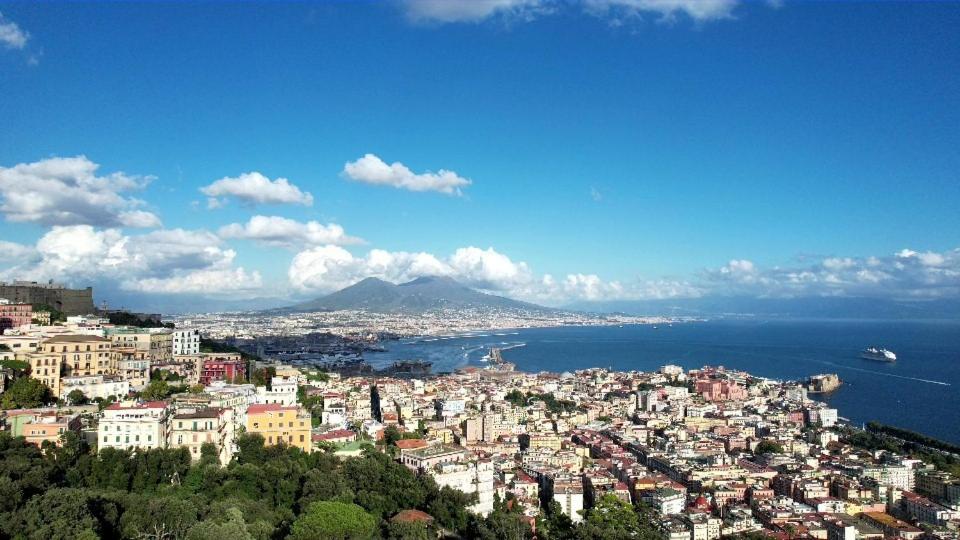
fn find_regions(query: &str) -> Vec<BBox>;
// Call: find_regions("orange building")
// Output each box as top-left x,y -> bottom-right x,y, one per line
246,403 -> 311,452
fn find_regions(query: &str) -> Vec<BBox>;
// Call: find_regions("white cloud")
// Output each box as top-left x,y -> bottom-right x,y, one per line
0,12 -> 28,49
343,154 -> 472,196
288,244 -> 694,304
0,240 -> 35,262
218,215 -> 364,248
402,0 -> 739,25
200,172 -> 314,207
0,156 -> 161,228
403,0 -> 547,23
706,248 -> 960,299
584,0 -> 738,22
0,225 -> 263,297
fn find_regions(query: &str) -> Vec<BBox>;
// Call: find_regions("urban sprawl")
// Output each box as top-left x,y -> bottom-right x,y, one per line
0,290 -> 959,540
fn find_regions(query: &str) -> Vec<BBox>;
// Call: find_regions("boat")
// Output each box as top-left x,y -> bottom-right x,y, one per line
861,347 -> 896,362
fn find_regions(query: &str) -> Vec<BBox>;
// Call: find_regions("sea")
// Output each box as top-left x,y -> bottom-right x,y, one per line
365,319 -> 960,444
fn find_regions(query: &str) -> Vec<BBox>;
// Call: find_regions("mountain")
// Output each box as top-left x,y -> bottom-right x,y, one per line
289,276 -> 553,313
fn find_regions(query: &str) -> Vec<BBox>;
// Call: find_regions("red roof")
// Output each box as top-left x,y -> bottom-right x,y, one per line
391,509 -> 434,524
247,403 -> 299,414
395,438 -> 428,450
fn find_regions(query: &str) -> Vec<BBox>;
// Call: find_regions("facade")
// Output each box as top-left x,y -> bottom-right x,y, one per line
171,329 -> 200,356
22,412 -> 81,447
199,356 -> 245,385
431,459 -> 496,516
552,479 -> 585,523
25,351 -> 62,396
41,335 -> 114,377
401,443 -> 467,471
256,376 -> 297,406
60,374 -> 129,401
0,301 -> 32,333
245,403 -> 311,452
169,407 -> 234,465
98,401 -> 170,452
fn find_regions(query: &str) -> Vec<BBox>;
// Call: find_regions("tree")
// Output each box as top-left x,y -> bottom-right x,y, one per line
755,440 -> 784,455
120,495 -> 198,540
187,507 -> 253,540
384,520 -> 433,540
140,379 -> 170,401
66,389 -> 88,406
289,501 -> 378,540
1,377 -> 53,409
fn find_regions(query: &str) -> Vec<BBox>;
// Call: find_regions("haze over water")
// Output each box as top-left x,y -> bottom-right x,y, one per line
367,319 -> 960,444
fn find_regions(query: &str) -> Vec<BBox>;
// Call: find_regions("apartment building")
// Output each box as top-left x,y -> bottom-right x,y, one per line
41,335 -> 113,377
246,403 -> 311,452
98,401 -> 170,452
172,329 -> 200,356
25,350 -> 62,396
60,374 -> 129,401
169,407 -> 234,465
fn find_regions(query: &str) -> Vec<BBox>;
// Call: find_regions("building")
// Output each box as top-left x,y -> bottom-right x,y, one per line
256,376 -> 297,406
24,350 -> 61,396
169,407 -> 234,465
60,374 -> 129,402
98,401 -> 170,452
0,281 -> 95,316
681,512 -> 723,540
199,356 -> 245,385
113,349 -> 150,391
552,479 -> 585,523
41,335 -> 113,377
22,412 -> 81,447
0,300 -> 32,333
401,443 -> 467,471
431,459 -> 496,516
245,403 -> 311,452
172,329 -> 200,356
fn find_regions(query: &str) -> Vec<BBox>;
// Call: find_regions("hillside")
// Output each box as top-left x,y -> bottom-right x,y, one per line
289,276 -> 551,313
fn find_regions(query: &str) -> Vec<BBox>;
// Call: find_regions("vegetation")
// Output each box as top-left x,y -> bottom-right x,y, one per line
289,501 -> 378,540
754,440 -> 784,455
504,390 -> 581,414
0,358 -> 29,372
66,389 -> 88,405
107,311 -> 174,328
843,425 -> 960,477
866,421 -> 960,454
1,377 -> 53,409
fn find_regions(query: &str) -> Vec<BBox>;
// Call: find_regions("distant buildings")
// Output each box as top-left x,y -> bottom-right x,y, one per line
0,281 -> 94,316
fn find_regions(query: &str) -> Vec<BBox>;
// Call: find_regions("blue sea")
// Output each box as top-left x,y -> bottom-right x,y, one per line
365,319 -> 960,444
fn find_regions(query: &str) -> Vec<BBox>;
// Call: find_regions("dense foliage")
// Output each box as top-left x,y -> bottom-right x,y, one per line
0,377 -> 53,410
504,390 -> 581,414
106,311 -> 174,328
754,440 -> 784,455
0,430 -> 530,539
844,425 -> 960,477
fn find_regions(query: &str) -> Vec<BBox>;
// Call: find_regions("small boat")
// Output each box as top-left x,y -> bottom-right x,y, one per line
861,347 -> 896,362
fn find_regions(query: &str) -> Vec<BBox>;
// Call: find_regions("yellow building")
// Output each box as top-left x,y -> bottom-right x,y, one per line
246,403 -> 311,452
41,335 -> 114,376
25,351 -> 62,396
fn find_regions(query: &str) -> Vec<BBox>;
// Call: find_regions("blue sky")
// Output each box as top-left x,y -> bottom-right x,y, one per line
1,1 -> 959,308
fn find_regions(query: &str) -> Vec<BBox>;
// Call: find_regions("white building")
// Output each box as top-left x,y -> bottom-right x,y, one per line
552,479 -> 585,523
98,401 -> 170,452
172,329 -> 201,356
431,459 -> 495,516
61,374 -> 129,402
256,376 -> 298,407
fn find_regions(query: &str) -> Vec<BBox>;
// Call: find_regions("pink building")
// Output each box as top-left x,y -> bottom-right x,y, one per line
0,302 -> 32,334
695,379 -> 748,401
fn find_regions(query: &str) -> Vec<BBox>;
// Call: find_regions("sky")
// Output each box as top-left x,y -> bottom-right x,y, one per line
0,1 -> 959,311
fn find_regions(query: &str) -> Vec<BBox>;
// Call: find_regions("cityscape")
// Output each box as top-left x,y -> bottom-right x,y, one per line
1,2 -> 959,540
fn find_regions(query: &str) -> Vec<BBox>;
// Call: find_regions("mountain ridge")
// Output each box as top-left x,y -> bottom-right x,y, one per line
288,275 -> 553,313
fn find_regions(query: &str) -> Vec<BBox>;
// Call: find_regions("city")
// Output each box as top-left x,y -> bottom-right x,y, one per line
0,281 -> 958,538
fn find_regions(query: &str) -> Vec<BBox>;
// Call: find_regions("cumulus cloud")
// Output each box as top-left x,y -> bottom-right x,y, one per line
0,225 -> 262,297
218,215 -> 364,248
0,240 -> 35,262
403,0 -> 548,23
705,248 -> 960,299
0,156 -> 161,228
343,154 -> 472,196
288,244 -> 694,304
0,11 -> 28,49
200,172 -> 314,207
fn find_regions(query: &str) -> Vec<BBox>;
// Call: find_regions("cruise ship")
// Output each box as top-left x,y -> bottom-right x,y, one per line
861,347 -> 897,362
